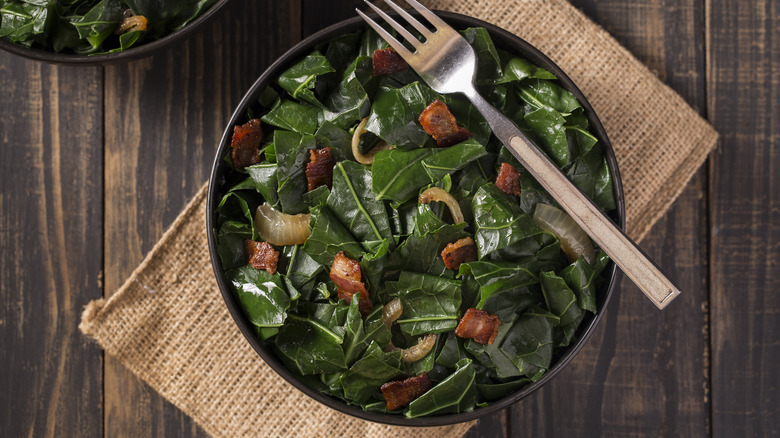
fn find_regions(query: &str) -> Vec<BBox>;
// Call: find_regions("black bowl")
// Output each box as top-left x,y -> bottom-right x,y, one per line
0,0 -> 230,65
207,11 -> 625,427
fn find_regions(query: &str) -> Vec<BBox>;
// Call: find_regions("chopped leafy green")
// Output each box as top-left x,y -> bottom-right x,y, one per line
0,0 -> 219,54
214,26 -> 617,417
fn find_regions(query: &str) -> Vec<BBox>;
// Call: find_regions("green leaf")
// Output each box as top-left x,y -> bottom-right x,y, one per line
322,56 -> 372,129
460,27 -> 502,83
540,271 -> 582,326
327,161 -> 394,254
302,205 -> 364,266
459,260 -> 545,309
518,79 -> 582,115
495,57 -> 557,83
214,219 -> 251,269
261,99 -> 320,135
275,313 -> 347,375
244,163 -> 279,206
389,222 -> 469,278
279,245 -> 324,300
229,266 -> 291,332
471,183 -> 541,258
0,2 -> 51,44
340,342 -> 402,404
395,271 -> 462,337
365,82 -> 440,149
524,107 -> 570,168
277,49 -> 335,107
371,140 -> 487,204
273,130 -> 316,214
406,358 -> 477,417
314,121 -> 353,162
71,0 -> 122,51
476,378 -> 529,402
500,311 -> 554,379
561,251 -> 609,313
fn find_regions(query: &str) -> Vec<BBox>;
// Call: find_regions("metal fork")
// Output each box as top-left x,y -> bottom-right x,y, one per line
357,0 -> 681,309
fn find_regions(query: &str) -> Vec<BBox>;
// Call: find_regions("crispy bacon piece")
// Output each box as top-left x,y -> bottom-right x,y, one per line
306,147 -> 334,191
244,240 -> 280,274
455,308 -> 501,345
330,251 -> 373,316
418,99 -> 473,147
495,162 -> 522,197
372,47 -> 409,76
380,372 -> 432,411
441,237 -> 478,271
230,118 -> 263,168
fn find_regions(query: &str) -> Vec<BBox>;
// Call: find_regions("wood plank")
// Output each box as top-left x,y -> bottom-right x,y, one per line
510,1 -> 710,436
0,55 -> 103,437
102,1 -> 302,436
707,0 -> 780,436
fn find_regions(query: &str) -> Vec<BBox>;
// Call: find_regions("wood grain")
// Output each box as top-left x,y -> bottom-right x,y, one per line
510,1 -> 710,436
707,0 -> 780,436
1,0 -> 777,436
102,1 -> 302,436
0,56 -> 103,437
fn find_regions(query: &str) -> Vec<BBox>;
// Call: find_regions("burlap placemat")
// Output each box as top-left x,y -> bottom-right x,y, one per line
80,1 -> 718,437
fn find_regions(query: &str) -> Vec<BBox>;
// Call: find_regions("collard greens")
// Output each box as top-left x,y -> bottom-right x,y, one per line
0,0 -> 218,54
214,27 -> 616,418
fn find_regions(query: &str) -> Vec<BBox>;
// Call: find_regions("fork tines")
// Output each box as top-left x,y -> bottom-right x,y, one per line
356,0 -> 447,59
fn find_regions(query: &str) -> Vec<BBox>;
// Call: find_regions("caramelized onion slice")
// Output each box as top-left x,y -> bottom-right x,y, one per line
351,117 -> 393,164
532,203 -> 595,264
254,203 -> 311,246
401,334 -> 437,363
117,10 -> 148,34
382,298 -> 403,331
419,187 -> 465,224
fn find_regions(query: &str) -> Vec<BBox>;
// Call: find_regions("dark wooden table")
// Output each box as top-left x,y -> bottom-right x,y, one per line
1,1 -> 777,436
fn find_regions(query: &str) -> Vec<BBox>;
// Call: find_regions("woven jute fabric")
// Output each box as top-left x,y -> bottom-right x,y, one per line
80,1 -> 718,437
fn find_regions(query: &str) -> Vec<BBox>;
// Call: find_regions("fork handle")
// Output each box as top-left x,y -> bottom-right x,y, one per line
463,89 -> 681,309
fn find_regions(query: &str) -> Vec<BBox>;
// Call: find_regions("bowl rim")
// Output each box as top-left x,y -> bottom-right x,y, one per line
0,0 -> 230,65
207,11 -> 625,427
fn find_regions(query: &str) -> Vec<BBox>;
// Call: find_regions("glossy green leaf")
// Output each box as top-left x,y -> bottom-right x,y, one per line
261,99 -> 320,135
277,49 -> 335,107
365,82 -> 440,149
472,183 -> 541,258
495,57 -> 557,83
340,342 -> 402,404
275,312 -> 347,375
406,358 -> 476,417
327,161 -> 394,254
395,271 -> 462,337
540,271 -> 582,326
302,205 -> 364,266
229,266 -> 290,331
371,140 -> 487,204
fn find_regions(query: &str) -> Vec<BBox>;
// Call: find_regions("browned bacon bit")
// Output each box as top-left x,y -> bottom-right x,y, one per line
495,162 -> 522,197
380,372 -> 433,411
330,251 -> 373,316
455,308 -> 501,345
372,47 -> 409,76
305,147 -> 334,191
441,237 -> 478,271
244,240 -> 280,274
418,99 -> 473,147
230,119 -> 264,168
